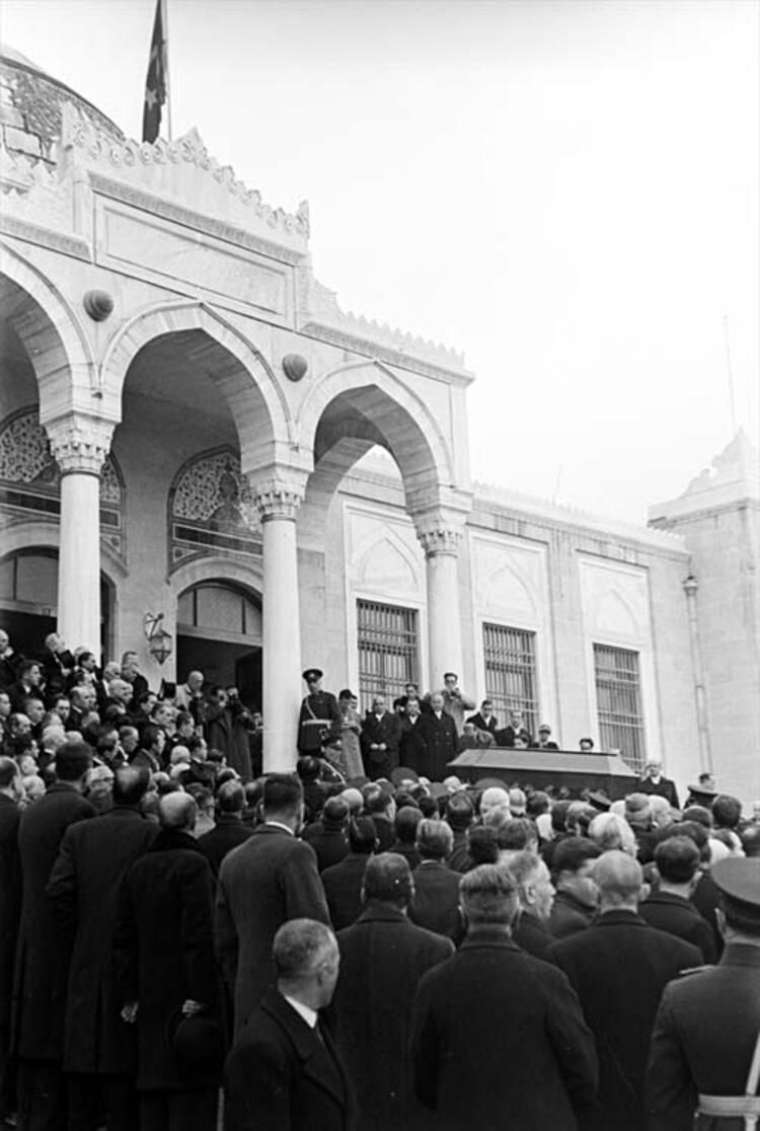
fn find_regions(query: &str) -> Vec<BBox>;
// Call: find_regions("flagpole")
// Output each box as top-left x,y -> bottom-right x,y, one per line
162,0 -> 172,141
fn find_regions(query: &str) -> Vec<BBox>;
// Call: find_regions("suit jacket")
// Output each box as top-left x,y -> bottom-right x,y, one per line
495,724 -> 534,748
226,987 -> 354,1131
321,853 -> 370,931
216,824 -> 329,1034
360,711 -> 401,779
411,928 -> 598,1130
646,943 -> 760,1131
416,712 -> 458,781
332,903 -> 453,1131
549,890 -> 597,940
195,814 -> 253,879
409,861 -> 464,944
398,715 -> 427,773
12,782 -> 95,1059
549,910 -> 702,1131
302,822 -> 349,873
513,909 -> 555,960
638,890 -> 718,964
113,828 -> 219,1091
466,712 -> 498,734
46,806 -> 158,1074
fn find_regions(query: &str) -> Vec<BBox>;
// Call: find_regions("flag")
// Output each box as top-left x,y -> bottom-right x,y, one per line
142,0 -> 167,143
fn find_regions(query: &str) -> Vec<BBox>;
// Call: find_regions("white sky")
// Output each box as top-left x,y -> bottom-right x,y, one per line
3,0 -> 758,522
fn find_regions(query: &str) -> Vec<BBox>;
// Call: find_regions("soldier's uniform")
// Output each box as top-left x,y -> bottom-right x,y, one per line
297,668 -> 341,755
646,857 -> 760,1130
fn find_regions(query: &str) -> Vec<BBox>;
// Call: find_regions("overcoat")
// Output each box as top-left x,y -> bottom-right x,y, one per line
409,861 -> 464,944
195,814 -> 253,879
321,853 -> 370,930
215,824 -> 329,1035
549,910 -> 702,1131
112,827 -> 219,1092
12,782 -> 94,1059
333,903 -> 453,1131
46,805 -> 158,1073
398,715 -> 427,773
639,890 -> 718,963
226,987 -> 355,1131
359,711 -> 401,779
411,929 -> 598,1130
646,943 -> 760,1131
0,795 -> 20,1100
416,712 -> 458,781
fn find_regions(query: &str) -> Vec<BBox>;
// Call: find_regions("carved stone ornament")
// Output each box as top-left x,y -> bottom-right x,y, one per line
45,416 -> 114,475
83,289 -> 114,322
252,477 -> 306,522
282,353 -> 308,382
416,524 -> 464,557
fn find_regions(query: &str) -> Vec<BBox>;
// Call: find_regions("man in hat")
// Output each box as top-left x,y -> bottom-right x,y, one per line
536,724 -> 559,750
638,758 -> 680,810
646,857 -> 760,1130
435,673 -> 475,736
297,670 -> 341,756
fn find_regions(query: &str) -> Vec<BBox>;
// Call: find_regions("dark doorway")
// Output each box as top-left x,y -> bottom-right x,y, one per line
176,580 -> 262,709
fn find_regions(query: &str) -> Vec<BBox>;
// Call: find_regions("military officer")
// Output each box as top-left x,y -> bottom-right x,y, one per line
297,669 -> 342,755
646,856 -> 760,1130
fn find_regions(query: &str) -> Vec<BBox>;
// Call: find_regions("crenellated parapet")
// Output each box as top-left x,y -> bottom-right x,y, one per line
301,274 -> 472,383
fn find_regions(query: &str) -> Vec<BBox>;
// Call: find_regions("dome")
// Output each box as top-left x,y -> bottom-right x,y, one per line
0,42 -> 123,166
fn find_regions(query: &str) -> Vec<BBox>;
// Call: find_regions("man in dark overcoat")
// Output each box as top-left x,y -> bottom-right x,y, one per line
196,779 -> 253,878
549,850 -> 701,1131
417,694 -> 458,781
0,758 -> 22,1122
411,864 -> 598,1130
646,857 -> 760,1131
46,766 -> 157,1131
332,854 -> 453,1130
215,774 -> 330,1037
321,818 -> 377,930
359,695 -> 401,780
113,792 -> 220,1131
297,669 -> 341,755
398,697 -> 427,773
13,739 -> 95,1131
409,819 -> 464,945
225,919 -> 354,1131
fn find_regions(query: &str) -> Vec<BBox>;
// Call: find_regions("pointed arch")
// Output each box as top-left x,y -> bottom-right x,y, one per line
297,359 -> 454,503
100,300 -> 294,471
0,240 -> 96,420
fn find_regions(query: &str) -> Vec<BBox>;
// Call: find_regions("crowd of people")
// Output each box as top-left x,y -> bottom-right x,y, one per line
0,627 -> 759,1131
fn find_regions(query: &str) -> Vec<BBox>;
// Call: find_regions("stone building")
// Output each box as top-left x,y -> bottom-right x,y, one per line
0,46 -> 757,800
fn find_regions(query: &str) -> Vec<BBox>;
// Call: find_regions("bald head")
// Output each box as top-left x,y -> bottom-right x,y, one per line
158,791 -> 197,832
480,787 -> 510,821
593,850 -> 643,910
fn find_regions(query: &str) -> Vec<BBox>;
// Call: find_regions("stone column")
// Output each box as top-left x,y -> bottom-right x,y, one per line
46,415 -> 114,657
253,472 -> 307,773
417,519 -> 465,691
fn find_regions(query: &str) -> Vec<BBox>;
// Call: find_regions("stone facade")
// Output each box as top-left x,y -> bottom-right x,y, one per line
0,48 -> 755,799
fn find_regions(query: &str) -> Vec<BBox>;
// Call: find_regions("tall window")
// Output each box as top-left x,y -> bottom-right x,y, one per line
357,599 -> 418,711
593,643 -> 646,770
482,623 -> 539,735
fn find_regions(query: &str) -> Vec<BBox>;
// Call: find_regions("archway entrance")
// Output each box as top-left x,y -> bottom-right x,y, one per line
0,548 -> 114,659
176,580 -> 262,708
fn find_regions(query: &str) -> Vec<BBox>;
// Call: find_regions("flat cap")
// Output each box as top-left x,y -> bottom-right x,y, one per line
587,790 -> 611,812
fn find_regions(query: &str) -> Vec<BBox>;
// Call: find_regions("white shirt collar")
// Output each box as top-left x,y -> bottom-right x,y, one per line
283,994 -> 318,1029
265,820 -> 294,836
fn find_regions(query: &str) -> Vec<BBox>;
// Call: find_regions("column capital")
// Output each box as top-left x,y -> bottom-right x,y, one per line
414,510 -> 467,558
45,413 -> 114,476
250,468 -> 308,521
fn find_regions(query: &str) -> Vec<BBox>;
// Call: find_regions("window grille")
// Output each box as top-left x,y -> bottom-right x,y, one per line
593,643 -> 646,771
357,599 -> 418,712
482,623 -> 539,735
